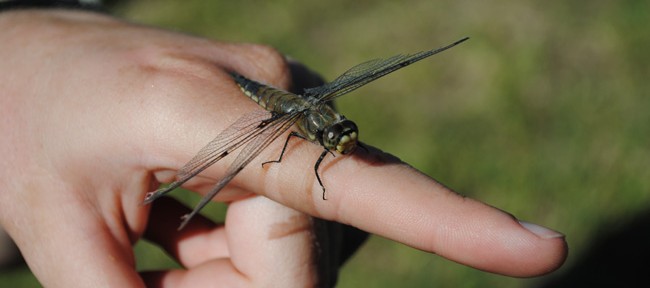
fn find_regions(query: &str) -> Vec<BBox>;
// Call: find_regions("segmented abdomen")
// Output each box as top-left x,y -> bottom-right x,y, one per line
231,73 -> 308,114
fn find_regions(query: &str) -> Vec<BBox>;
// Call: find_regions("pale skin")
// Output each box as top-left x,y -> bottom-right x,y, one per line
0,9 -> 567,288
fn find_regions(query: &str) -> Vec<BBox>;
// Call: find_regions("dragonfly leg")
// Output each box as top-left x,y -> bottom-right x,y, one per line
262,131 -> 306,166
314,149 -> 335,200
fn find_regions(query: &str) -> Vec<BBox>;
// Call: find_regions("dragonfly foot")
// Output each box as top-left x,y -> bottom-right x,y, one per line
178,214 -> 192,231
143,191 -> 160,205
143,186 -> 173,205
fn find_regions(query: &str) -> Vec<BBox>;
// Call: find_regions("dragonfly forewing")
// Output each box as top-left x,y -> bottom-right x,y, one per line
305,37 -> 469,102
176,111 -> 302,230
143,109 -> 295,206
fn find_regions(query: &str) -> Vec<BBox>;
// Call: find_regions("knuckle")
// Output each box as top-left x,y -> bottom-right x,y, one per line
239,44 -> 291,89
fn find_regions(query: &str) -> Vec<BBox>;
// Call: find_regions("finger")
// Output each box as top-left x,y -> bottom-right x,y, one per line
241,144 -> 568,277
225,196 -> 320,287
185,41 -> 292,90
142,197 -> 246,287
146,193 -> 350,286
143,196 -> 319,288
144,197 -> 229,268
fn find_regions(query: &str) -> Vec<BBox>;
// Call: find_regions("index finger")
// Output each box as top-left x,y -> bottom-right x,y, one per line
246,141 -> 568,277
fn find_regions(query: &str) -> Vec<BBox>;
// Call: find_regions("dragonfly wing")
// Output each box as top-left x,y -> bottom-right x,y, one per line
144,109 -> 280,204
176,110 -> 276,180
304,37 -> 469,102
177,111 -> 301,229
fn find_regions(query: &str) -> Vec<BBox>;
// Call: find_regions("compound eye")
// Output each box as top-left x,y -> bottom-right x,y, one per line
322,119 -> 358,152
322,124 -> 343,149
327,129 -> 337,141
326,124 -> 343,140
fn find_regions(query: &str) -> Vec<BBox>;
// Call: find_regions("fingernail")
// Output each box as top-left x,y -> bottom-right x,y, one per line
519,221 -> 565,239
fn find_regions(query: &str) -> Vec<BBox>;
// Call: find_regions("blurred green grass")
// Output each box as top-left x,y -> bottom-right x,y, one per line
2,0 -> 649,287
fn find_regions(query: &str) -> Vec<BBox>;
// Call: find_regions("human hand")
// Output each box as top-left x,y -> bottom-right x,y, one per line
0,9 -> 566,288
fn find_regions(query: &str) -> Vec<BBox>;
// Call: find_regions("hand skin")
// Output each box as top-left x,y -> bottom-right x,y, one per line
0,9 -> 567,288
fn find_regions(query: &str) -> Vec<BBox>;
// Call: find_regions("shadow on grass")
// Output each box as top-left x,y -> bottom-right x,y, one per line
539,208 -> 650,287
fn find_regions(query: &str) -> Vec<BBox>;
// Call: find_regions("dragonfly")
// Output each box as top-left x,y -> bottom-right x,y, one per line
144,37 -> 469,229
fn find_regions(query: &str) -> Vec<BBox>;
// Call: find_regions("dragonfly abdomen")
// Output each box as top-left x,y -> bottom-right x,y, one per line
231,73 -> 308,114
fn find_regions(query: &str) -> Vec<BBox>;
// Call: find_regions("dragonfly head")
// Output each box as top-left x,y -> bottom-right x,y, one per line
322,119 -> 358,154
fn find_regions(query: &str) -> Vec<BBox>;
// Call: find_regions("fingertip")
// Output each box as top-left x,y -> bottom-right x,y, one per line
518,221 -> 565,239
439,206 -> 568,277
513,221 -> 569,276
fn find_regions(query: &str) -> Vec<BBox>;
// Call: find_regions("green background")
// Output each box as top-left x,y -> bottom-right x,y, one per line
2,0 -> 649,287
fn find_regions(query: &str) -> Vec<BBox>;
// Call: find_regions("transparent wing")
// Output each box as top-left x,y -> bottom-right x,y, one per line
177,110 -> 273,180
176,111 -> 301,229
143,109 -> 300,209
304,37 -> 469,102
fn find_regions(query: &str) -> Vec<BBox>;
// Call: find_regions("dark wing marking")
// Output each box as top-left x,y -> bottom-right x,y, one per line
304,37 -> 469,102
144,109 -> 300,229
143,110 -> 275,204
177,111 -> 301,230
